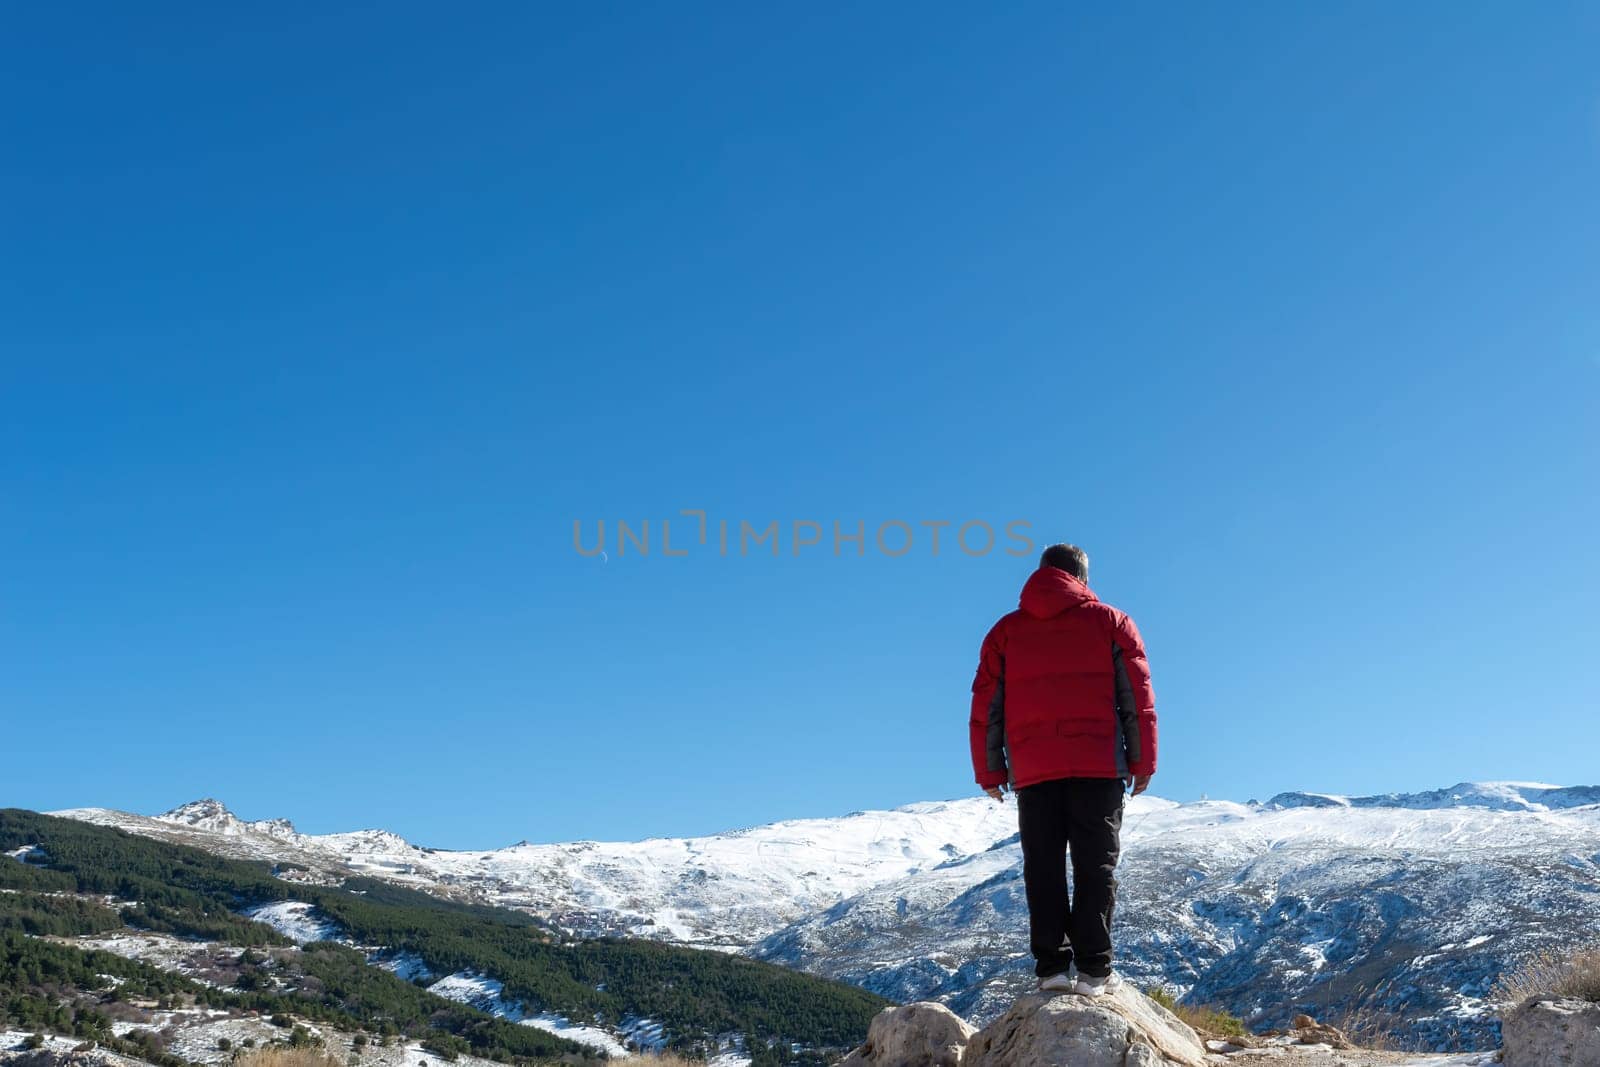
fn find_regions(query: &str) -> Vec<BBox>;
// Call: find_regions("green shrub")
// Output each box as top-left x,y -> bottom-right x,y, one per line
1146,984 -> 1247,1039
420,1036 -> 464,1061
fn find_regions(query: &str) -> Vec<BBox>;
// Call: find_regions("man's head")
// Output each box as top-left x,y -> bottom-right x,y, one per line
1039,543 -> 1089,582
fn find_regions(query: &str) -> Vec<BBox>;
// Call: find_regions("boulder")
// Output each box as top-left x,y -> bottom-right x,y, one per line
1287,1013 -> 1352,1049
835,1000 -> 976,1067
963,986 -> 1208,1067
1501,995 -> 1600,1067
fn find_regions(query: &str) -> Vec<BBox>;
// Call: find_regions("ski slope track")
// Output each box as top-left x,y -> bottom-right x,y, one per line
53,781 -> 1600,1051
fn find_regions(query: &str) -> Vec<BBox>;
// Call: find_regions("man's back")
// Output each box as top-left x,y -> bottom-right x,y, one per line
969,564 -> 1157,790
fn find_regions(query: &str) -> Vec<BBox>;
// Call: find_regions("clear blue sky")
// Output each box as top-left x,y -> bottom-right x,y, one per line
4,4 -> 1597,848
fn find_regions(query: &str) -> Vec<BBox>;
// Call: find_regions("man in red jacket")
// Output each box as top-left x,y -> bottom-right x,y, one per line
969,543 -> 1157,997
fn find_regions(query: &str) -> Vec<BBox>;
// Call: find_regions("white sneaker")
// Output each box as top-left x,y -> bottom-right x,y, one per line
1073,971 -> 1123,998
1037,971 -> 1076,993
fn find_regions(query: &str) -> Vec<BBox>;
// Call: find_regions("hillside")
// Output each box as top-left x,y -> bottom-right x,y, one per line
753,783 -> 1600,1050
0,810 -> 888,1065
56,799 -> 1016,949
52,783 -> 1600,1052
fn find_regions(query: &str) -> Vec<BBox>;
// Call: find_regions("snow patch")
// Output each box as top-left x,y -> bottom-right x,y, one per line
69,932 -> 225,981
374,950 -> 434,983
426,971 -> 512,1013
617,1014 -> 668,1051
1,1030 -> 129,1060
244,900 -> 342,943
520,1013 -> 630,1057
424,971 -> 633,1056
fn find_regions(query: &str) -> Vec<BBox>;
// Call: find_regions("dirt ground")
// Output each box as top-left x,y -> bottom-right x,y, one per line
1207,1044 -> 1497,1066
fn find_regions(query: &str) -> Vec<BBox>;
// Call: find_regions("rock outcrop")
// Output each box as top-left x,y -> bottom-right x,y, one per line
835,985 -> 1207,1067
965,986 -> 1207,1067
1501,995 -> 1600,1067
1287,1013 -> 1352,1049
835,1000 -> 976,1066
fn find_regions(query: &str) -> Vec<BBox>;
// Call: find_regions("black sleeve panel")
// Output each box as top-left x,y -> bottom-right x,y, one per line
1112,642 -> 1141,767
985,663 -> 1008,775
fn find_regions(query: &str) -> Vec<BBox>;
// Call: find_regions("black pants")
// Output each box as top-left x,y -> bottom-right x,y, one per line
1015,776 -> 1125,979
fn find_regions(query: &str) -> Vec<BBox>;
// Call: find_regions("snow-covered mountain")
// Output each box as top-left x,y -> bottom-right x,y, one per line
751,782 -> 1600,1049
55,795 -> 1018,947
54,781 -> 1600,1051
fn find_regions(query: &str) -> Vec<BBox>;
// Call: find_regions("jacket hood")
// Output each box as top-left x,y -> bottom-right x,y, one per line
1018,566 -> 1097,618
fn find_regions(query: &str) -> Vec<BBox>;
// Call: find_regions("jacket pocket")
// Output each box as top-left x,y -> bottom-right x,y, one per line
1006,719 -> 1046,747
1055,715 -> 1116,742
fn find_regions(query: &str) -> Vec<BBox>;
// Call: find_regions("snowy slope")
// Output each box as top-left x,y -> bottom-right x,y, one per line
751,786 -> 1600,1050
52,782 -> 1600,1051
55,796 -> 1018,946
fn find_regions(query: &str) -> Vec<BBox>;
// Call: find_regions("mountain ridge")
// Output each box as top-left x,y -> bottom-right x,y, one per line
50,781 -> 1600,1052
67,778 -> 1600,858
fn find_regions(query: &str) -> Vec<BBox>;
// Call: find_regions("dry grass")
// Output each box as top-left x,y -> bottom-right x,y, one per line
1146,985 -> 1248,1040
234,1041 -> 704,1067
1333,1001 -> 1405,1052
232,1043 -> 701,1067
1312,980 -> 1430,1054
1494,945 -> 1600,1006
234,1050 -> 345,1067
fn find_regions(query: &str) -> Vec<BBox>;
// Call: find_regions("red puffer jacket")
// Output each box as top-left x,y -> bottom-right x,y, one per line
969,567 -> 1156,788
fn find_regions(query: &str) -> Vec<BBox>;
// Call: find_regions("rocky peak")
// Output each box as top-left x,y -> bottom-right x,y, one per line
157,798 -> 297,838
158,798 -> 234,826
